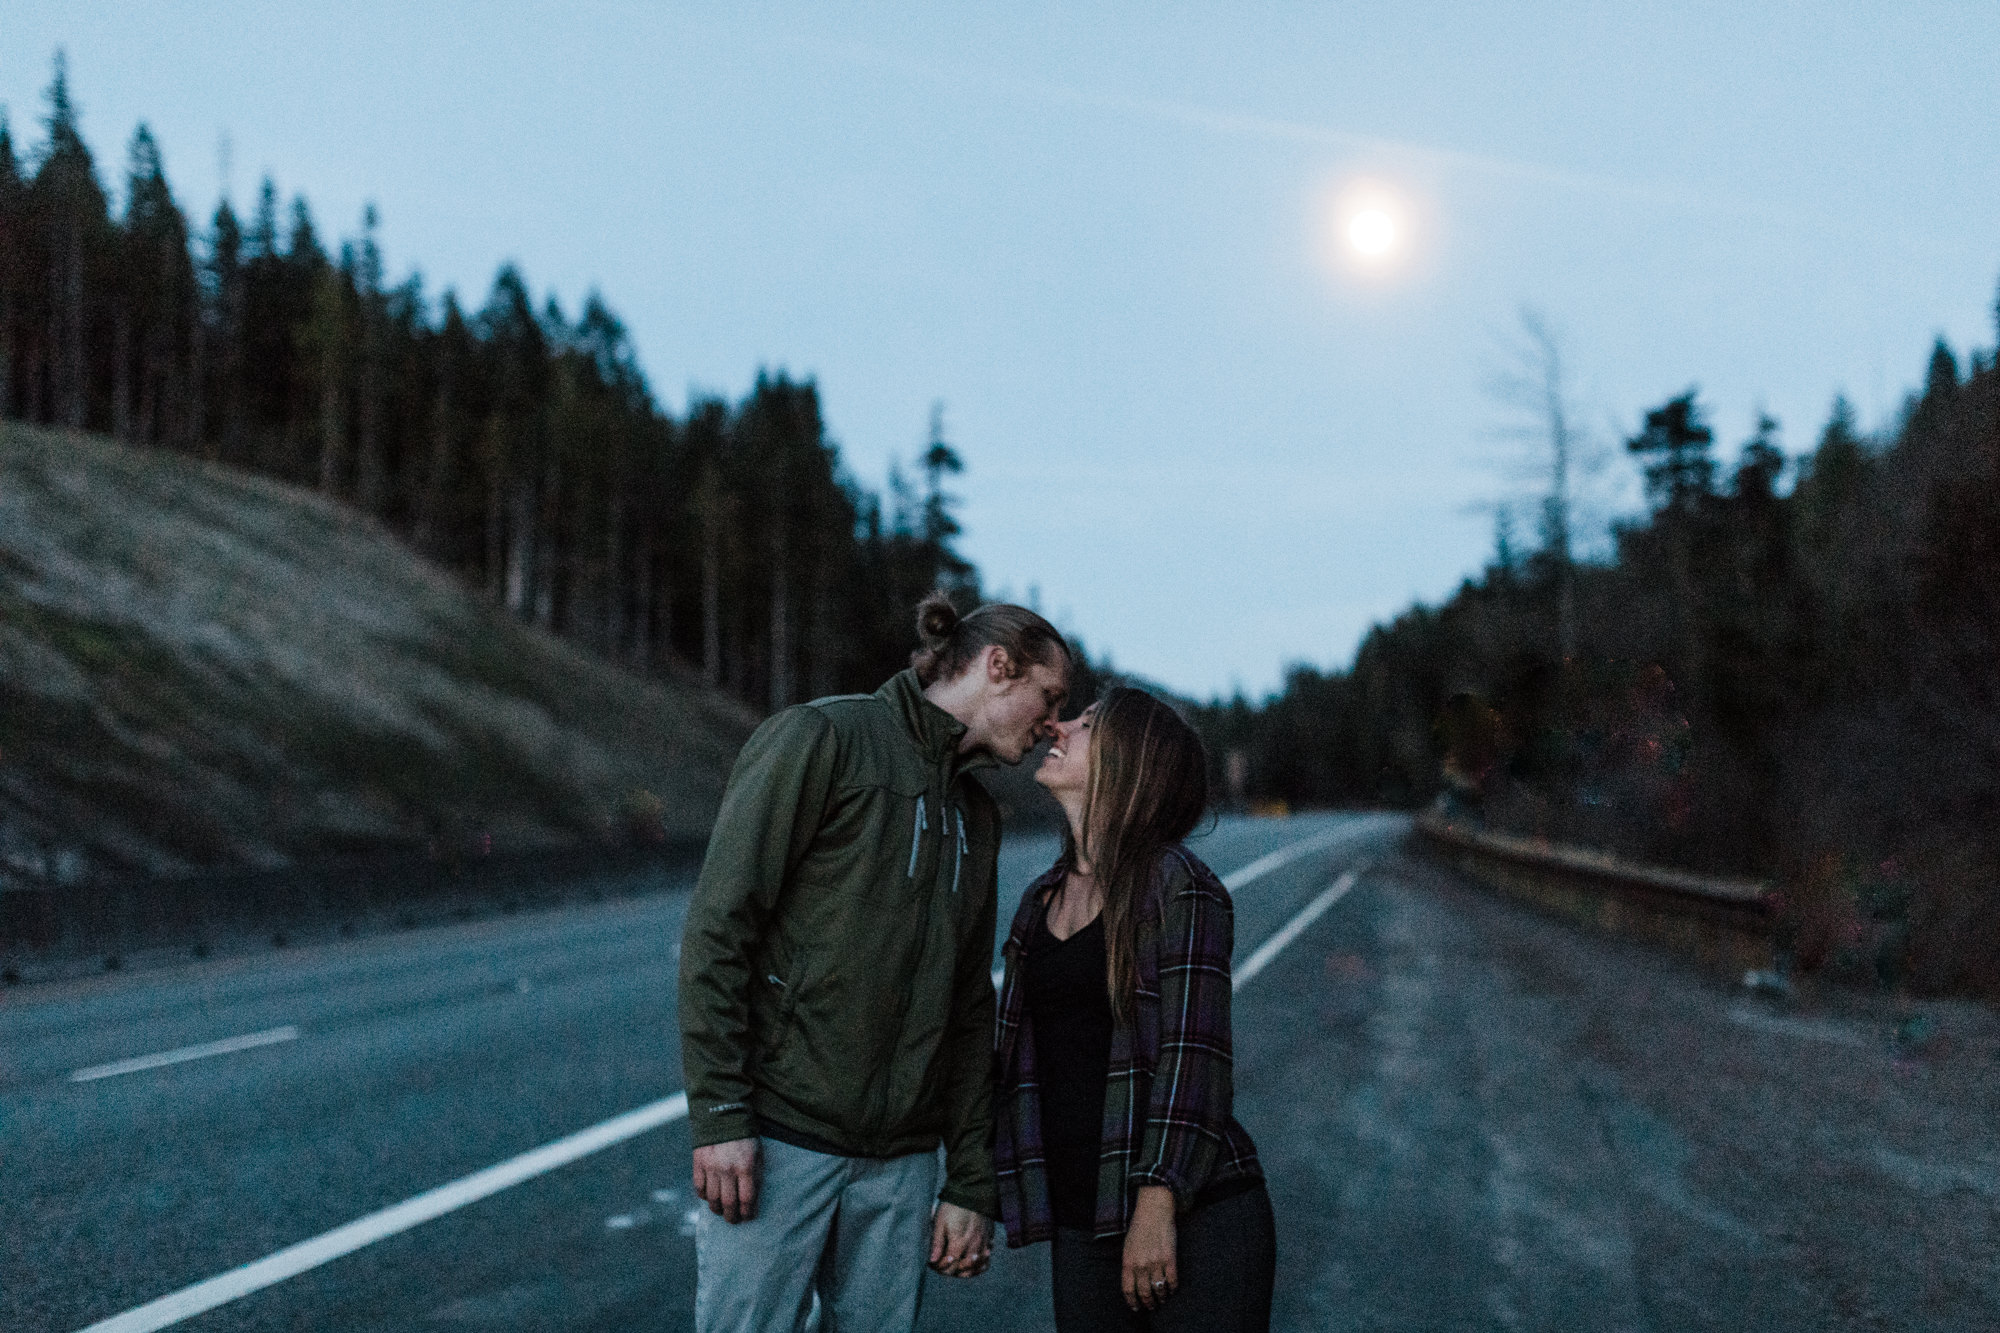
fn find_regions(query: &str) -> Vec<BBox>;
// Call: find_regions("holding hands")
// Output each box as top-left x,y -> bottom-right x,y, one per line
929,1202 -> 994,1277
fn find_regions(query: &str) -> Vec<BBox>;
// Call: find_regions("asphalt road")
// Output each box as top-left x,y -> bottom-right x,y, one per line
7,811 -> 1995,1332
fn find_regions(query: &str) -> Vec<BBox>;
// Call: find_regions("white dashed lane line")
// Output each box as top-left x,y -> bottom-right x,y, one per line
70,1026 -> 301,1083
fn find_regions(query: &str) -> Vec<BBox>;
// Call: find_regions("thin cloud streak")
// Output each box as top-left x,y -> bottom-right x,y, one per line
793,31 -> 1799,224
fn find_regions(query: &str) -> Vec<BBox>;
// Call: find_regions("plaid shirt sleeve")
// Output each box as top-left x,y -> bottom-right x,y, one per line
1128,849 -> 1237,1209
992,868 -> 1059,1245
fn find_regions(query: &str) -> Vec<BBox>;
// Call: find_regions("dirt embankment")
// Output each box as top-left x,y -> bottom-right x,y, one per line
0,423 -> 758,885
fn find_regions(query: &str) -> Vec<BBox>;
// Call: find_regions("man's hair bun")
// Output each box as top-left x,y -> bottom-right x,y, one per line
908,592 -> 1068,688
915,592 -> 960,647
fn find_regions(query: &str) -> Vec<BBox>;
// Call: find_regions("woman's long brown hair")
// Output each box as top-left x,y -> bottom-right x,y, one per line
1060,686 -> 1210,1022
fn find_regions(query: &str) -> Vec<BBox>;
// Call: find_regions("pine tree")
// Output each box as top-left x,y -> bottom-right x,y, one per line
352,204 -> 385,514
412,291 -> 470,557
477,266 -> 548,618
1627,390 -> 1716,513
1733,412 -> 1783,501
120,125 -> 194,446
30,51 -> 111,430
301,261 -> 348,495
235,178 -> 290,465
685,399 -> 732,686
919,401 -> 973,592
574,295 -> 644,653
202,198 -> 245,461
0,111 -> 22,417
1626,389 -> 1717,704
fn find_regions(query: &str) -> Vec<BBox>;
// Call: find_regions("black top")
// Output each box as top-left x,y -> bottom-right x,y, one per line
1024,910 -> 1115,1229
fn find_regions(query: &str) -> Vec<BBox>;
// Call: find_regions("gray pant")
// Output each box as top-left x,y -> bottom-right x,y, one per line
693,1137 -> 940,1333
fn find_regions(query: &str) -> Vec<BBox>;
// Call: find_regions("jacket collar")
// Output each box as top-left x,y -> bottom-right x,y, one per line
877,669 -> 997,776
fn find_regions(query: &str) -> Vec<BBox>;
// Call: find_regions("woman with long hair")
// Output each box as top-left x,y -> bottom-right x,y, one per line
992,687 -> 1275,1331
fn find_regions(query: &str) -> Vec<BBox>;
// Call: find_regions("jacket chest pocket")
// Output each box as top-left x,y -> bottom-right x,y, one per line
934,800 -> 974,897
898,793 -> 969,905
903,793 -> 933,883
882,795 -> 982,927
755,935 -> 806,1027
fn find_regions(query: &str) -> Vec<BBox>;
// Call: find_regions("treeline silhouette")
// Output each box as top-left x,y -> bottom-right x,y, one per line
1200,298 -> 2000,996
0,55 -> 982,711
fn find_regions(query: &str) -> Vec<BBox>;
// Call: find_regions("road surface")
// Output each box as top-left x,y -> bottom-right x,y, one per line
5,811 -> 1994,1331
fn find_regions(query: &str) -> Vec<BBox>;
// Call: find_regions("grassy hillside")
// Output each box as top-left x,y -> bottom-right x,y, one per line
0,422 -> 758,883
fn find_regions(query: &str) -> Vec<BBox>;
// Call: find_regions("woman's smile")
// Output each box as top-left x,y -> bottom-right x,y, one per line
1035,707 -> 1094,794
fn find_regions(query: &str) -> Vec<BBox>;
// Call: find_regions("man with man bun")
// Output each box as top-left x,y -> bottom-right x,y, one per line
679,594 -> 1072,1332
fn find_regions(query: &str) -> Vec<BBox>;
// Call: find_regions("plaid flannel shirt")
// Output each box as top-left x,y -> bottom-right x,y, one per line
993,844 -> 1263,1246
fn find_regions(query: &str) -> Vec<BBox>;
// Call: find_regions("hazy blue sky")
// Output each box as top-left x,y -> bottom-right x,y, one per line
6,3 -> 1997,696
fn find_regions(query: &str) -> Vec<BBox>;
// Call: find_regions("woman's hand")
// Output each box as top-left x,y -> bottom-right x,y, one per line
1121,1186 -> 1178,1311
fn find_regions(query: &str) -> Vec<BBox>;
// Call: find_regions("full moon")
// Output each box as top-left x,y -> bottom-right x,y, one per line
1320,178 -> 1417,276
1347,208 -> 1397,257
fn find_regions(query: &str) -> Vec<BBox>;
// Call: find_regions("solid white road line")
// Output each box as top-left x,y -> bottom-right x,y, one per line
70,1026 -> 301,1083
1234,868 -> 1362,991
1220,828 -> 1351,891
76,1093 -> 690,1333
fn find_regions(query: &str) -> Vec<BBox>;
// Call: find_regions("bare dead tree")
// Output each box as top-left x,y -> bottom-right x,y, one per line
1486,306 -> 1604,661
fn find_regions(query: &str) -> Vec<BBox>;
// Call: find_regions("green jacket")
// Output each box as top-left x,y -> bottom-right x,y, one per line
678,670 -> 1002,1215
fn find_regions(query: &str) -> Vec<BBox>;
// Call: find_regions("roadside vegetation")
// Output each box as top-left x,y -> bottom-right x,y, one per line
0,420 -> 761,878
1198,303 -> 2000,997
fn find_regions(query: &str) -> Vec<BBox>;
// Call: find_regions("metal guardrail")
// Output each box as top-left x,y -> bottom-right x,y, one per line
1414,809 -> 1776,969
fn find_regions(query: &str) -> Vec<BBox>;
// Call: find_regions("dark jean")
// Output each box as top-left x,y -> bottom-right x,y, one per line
1049,1181 -> 1276,1333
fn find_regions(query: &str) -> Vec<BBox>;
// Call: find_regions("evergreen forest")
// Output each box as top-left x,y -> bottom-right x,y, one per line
0,57 -> 982,715
1197,313 -> 2000,996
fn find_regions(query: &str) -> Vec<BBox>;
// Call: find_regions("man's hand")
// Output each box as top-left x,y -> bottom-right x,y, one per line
928,1201 -> 993,1277
691,1138 -> 760,1224
1121,1186 -> 1178,1311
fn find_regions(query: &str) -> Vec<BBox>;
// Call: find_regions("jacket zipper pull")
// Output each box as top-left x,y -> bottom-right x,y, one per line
908,796 -> 927,879
951,808 -> 967,894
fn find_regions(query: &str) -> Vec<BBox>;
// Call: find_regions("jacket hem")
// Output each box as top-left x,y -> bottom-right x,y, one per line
937,1180 -> 1000,1219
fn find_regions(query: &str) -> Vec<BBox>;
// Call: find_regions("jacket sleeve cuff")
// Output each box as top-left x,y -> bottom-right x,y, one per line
1128,1167 -> 1196,1212
688,1102 -> 758,1150
937,1178 -> 1000,1218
